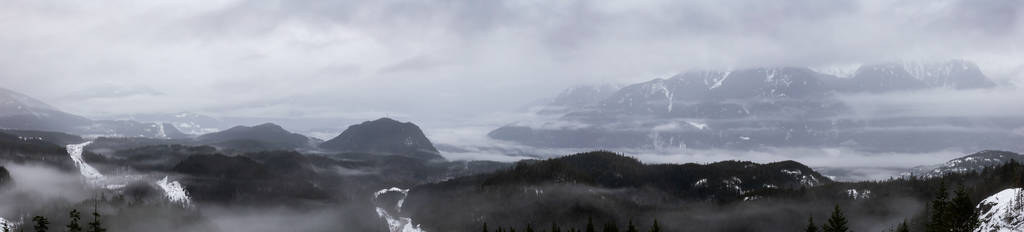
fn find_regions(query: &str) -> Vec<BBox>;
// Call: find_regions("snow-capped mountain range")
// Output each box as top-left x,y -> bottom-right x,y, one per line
490,60 -> 1024,153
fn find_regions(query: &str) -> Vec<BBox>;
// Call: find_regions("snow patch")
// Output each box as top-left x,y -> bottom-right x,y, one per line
0,217 -> 14,230
846,189 -> 872,200
374,188 -> 425,232
156,176 -> 192,206
781,169 -> 802,176
686,121 -> 708,130
66,141 -> 103,184
693,178 -> 708,187
708,71 -> 731,90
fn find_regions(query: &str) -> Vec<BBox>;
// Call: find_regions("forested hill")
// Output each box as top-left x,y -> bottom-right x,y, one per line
475,151 -> 830,195
402,151 -> 834,231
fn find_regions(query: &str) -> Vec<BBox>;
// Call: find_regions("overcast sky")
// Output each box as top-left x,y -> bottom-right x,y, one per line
0,0 -> 1021,122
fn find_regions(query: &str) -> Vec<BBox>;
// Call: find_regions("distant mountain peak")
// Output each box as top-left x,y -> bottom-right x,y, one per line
907,150 -> 1024,178
253,122 -> 285,129
0,87 -> 58,116
319,118 -> 442,160
196,122 -> 310,149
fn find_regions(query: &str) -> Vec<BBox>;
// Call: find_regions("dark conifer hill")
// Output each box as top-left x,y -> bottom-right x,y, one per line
319,117 -> 443,160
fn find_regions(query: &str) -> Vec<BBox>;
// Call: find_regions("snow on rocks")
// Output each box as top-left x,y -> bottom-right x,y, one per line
0,217 -> 15,230
976,188 -> 1024,232
693,178 -> 708,188
845,189 -> 872,200
156,176 -> 192,206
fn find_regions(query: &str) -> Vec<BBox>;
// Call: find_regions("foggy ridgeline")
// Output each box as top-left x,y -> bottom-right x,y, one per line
3,126 -> 1024,232
427,153 -> 1024,232
0,57 -> 1022,231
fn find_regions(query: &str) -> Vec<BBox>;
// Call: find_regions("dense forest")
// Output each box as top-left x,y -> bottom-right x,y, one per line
432,152 -> 1024,232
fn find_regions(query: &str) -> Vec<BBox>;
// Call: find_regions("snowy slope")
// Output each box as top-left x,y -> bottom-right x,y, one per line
66,141 -> 103,183
907,151 -> 1024,178
64,141 -> 191,206
374,187 -> 425,232
976,188 -> 1024,232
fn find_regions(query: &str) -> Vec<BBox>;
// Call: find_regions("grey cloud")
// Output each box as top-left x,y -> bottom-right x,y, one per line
0,0 -> 1021,134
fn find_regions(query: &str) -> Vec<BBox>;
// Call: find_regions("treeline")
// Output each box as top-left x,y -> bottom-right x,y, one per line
481,218 -> 661,232
1,208 -> 106,232
475,159 -> 1024,232
804,182 -> 982,232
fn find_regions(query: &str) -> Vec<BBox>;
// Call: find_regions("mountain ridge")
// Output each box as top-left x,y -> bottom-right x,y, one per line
319,118 -> 443,160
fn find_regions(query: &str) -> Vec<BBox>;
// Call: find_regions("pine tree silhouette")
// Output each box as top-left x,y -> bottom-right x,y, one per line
648,220 -> 661,232
86,210 -> 105,232
31,216 -> 47,232
67,209 -> 82,232
949,186 -> 979,232
822,205 -> 849,232
602,221 -> 619,232
625,220 -> 637,232
586,217 -> 595,232
896,220 -> 910,232
482,223 -> 489,232
805,216 -> 819,232
926,183 -> 950,232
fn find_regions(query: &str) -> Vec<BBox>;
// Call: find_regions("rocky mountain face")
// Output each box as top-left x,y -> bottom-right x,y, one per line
490,60 -> 1022,153
976,188 -> 1024,232
320,118 -> 443,160
195,123 -> 312,150
907,150 -> 1024,178
535,84 -> 621,114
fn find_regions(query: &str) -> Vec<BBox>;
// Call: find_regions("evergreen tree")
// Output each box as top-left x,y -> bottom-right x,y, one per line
822,205 -> 849,232
896,220 -> 910,232
551,222 -> 561,232
805,216 -> 819,232
926,183 -> 950,232
649,220 -> 661,232
625,220 -> 637,232
31,216 -> 47,232
2,222 -> 9,232
526,223 -> 535,232
602,222 -> 619,232
67,209 -> 82,232
86,211 -> 104,232
482,223 -> 489,232
586,217 -> 595,232
949,187 -> 979,232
